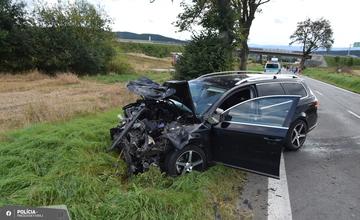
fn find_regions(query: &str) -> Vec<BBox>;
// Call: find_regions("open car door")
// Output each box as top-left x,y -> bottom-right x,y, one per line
210,96 -> 300,179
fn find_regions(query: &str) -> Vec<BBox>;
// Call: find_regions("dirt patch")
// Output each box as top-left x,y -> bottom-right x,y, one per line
0,72 -> 137,132
124,53 -> 173,71
351,69 -> 360,76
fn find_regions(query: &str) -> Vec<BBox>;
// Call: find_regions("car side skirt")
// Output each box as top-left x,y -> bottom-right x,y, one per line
215,162 -> 280,180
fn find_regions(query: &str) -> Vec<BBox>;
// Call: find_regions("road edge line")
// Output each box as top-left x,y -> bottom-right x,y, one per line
348,110 -> 360,119
267,153 -> 293,220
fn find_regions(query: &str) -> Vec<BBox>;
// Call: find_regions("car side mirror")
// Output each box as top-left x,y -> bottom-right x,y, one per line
207,108 -> 225,125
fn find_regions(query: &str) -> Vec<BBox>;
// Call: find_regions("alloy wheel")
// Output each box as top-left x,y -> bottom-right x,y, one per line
291,122 -> 307,148
175,150 -> 204,175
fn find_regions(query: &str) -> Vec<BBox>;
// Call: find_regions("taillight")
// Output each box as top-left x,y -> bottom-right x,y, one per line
313,100 -> 320,109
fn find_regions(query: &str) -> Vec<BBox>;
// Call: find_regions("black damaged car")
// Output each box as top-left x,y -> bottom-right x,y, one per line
109,72 -> 318,179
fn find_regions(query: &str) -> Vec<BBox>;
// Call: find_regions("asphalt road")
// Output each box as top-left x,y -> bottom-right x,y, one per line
238,76 -> 360,220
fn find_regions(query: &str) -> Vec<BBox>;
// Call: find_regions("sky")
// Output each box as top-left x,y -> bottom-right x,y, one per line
26,0 -> 360,48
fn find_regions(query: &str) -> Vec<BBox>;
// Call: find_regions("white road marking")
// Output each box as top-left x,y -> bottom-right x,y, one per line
314,90 -> 324,96
267,153 -> 292,220
302,76 -> 360,96
348,110 -> 360,119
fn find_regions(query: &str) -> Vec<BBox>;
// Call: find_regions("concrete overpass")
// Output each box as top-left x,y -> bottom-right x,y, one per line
238,47 -> 312,59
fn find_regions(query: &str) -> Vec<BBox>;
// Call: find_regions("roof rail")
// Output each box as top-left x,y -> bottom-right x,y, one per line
196,70 -> 263,79
234,74 -> 299,85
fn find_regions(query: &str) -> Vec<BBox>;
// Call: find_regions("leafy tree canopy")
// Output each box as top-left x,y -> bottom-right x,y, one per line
290,18 -> 334,69
175,0 -> 271,70
175,32 -> 233,80
0,0 -> 115,75
0,0 -> 34,71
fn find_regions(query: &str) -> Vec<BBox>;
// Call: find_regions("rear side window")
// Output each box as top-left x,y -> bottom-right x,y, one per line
256,83 -> 285,96
281,83 -> 307,97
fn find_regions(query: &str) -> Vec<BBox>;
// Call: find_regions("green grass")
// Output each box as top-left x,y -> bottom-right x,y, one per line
324,56 -> 360,67
106,53 -> 135,74
83,71 -> 173,84
115,42 -> 184,58
303,68 -> 360,93
0,109 -> 246,219
246,63 -> 264,72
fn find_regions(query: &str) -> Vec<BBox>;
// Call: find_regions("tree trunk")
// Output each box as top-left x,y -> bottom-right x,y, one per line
239,40 -> 249,70
299,56 -> 306,72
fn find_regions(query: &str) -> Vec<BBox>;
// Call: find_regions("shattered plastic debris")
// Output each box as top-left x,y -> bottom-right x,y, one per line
109,77 -> 200,175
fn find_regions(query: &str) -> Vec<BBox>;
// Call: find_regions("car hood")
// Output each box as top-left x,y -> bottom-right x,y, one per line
127,77 -> 197,117
127,77 -> 176,100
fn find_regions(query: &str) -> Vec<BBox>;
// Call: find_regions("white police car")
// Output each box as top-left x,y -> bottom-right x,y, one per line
264,58 -> 281,74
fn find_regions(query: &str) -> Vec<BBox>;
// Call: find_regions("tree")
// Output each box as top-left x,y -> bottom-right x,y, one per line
0,0 -> 116,75
0,0 -> 35,72
175,32 -> 233,79
232,0 -> 270,70
33,0 -> 115,74
290,18 -> 334,70
176,0 -> 271,70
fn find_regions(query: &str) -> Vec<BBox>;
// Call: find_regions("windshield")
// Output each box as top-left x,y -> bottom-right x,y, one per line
189,80 -> 227,115
266,63 -> 279,69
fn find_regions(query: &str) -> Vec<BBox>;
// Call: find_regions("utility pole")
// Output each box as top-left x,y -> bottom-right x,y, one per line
347,44 -> 352,56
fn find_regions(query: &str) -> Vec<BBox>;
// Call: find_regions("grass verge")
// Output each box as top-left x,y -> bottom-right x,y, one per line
324,56 -> 360,67
115,41 -> 184,58
246,62 -> 264,72
303,68 -> 360,93
84,71 -> 172,84
0,109 -> 246,219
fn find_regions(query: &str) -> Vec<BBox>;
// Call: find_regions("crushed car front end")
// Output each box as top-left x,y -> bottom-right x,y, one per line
108,78 -> 209,175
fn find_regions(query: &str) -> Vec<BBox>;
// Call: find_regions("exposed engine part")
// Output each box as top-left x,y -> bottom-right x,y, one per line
109,77 -> 200,175
110,100 -> 194,175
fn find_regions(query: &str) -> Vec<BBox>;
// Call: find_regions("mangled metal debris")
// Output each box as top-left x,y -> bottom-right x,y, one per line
109,77 -> 204,175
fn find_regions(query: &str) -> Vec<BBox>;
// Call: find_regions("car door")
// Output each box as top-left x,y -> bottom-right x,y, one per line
210,96 -> 300,179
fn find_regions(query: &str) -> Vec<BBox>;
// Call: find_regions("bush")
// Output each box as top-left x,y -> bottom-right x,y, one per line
0,0 -> 116,75
0,0 -> 35,72
33,1 -> 115,75
174,32 -> 234,80
106,55 -> 134,74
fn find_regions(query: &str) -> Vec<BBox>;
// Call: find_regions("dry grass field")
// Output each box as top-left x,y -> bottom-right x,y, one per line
0,71 -> 137,132
124,53 -> 173,71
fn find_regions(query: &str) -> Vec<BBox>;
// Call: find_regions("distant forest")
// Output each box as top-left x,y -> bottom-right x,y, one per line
114,31 -> 186,44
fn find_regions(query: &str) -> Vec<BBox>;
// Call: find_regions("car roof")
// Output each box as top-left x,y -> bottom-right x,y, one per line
194,71 -> 301,89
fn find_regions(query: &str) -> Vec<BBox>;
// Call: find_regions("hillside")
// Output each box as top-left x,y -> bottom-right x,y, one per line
114,31 -> 186,44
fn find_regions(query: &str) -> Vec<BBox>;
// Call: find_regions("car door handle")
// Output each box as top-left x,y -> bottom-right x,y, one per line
263,137 -> 282,142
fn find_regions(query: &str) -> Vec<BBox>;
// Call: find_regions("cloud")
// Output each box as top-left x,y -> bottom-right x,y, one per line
27,0 -> 360,47
274,18 -> 286,24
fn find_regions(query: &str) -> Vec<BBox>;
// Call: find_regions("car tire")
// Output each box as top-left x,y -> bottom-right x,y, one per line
165,145 -> 207,176
285,119 -> 308,151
